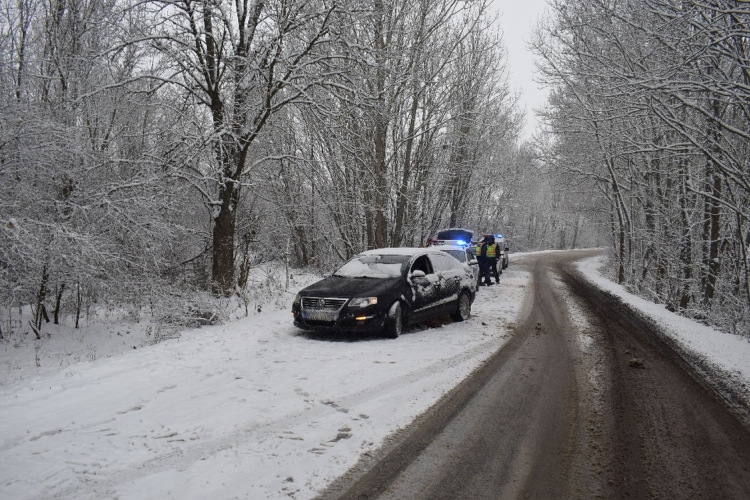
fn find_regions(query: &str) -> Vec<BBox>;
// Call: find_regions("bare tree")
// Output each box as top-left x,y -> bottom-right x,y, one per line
144,0 -> 338,295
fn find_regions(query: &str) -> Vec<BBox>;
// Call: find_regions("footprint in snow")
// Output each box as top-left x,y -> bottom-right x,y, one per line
116,405 -> 143,415
330,427 -> 352,443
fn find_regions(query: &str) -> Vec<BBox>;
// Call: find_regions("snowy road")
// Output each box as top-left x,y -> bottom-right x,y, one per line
3,250 -> 750,499
0,260 -> 530,500
321,250 -> 750,499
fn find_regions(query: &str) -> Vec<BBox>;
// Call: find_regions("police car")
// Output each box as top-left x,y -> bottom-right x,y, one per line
426,228 -> 475,248
426,228 -> 479,286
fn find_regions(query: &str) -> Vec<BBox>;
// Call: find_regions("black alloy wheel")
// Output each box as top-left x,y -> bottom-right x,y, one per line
451,291 -> 472,322
385,302 -> 403,339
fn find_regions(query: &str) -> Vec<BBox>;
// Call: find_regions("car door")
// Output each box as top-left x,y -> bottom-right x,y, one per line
427,253 -> 462,316
465,248 -> 479,284
407,255 -> 442,323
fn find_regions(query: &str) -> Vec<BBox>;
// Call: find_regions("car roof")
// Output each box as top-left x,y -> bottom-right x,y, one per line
359,247 -> 435,257
435,228 -> 474,238
358,247 -> 459,263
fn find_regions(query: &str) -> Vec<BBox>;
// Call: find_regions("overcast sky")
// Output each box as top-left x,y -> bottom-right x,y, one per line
489,0 -> 549,140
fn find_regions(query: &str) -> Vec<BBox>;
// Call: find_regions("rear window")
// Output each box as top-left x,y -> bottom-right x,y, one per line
436,229 -> 473,241
334,254 -> 410,278
442,250 -> 466,262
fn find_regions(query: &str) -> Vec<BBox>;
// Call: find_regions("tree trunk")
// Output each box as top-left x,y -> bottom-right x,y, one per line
33,265 -> 49,336
703,91 -> 725,305
372,0 -> 388,249
393,89 -> 420,247
374,115 -> 387,248
212,185 -> 237,296
53,283 -> 65,325
703,171 -> 722,304
738,211 -> 750,314
679,171 -> 693,310
75,280 -> 81,329
571,215 -> 582,249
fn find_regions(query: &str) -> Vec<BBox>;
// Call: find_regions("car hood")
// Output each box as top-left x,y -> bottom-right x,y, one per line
301,275 -> 400,298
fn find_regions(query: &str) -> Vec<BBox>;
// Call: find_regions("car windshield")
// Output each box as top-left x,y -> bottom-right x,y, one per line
443,250 -> 466,262
333,254 -> 410,278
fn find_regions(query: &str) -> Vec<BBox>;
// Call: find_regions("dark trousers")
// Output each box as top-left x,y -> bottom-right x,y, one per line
490,258 -> 500,282
478,257 -> 492,285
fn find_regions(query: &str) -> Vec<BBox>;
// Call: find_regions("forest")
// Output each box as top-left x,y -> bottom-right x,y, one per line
1,0 -> 748,338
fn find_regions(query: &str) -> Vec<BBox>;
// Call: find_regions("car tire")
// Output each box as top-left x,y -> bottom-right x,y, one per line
451,291 -> 472,322
503,256 -> 508,269
384,302 -> 403,339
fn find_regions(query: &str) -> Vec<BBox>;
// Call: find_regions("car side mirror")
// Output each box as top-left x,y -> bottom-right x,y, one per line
410,270 -> 426,278
505,247 -> 509,252
468,259 -> 478,266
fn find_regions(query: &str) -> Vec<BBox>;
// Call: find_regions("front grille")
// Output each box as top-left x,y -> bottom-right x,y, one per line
301,296 -> 348,323
301,297 -> 348,310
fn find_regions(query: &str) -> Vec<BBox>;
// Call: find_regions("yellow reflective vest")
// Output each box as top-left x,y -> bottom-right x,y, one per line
475,243 -> 498,258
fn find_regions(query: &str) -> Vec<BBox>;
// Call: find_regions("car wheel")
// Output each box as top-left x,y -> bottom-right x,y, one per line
451,291 -> 471,322
384,302 -> 403,339
503,257 -> 508,269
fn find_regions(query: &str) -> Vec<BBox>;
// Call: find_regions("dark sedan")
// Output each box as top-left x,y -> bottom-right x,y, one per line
292,248 -> 476,338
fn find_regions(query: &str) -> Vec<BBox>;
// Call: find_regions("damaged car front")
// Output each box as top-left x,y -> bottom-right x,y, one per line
292,253 -> 411,335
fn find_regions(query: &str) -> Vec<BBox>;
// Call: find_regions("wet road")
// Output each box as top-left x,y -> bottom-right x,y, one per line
320,250 -> 750,500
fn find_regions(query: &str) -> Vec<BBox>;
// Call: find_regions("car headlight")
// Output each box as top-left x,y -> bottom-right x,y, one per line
293,293 -> 301,306
349,297 -> 377,308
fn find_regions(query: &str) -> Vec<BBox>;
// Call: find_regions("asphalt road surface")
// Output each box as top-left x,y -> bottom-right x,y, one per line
318,249 -> 750,500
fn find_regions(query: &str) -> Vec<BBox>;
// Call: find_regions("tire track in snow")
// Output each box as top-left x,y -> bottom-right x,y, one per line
50,330 -> 511,499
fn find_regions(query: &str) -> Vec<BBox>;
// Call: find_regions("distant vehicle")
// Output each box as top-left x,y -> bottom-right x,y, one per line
436,244 -> 479,288
427,228 -> 475,248
292,247 -> 476,338
494,234 -> 510,269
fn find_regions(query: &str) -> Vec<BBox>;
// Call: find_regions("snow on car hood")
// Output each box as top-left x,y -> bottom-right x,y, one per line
301,275 -> 400,298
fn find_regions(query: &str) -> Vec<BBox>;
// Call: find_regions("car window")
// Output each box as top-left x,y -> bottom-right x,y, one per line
334,254 -> 410,278
430,253 -> 461,272
436,229 -> 473,242
465,249 -> 475,262
410,255 -> 434,275
442,250 -> 466,263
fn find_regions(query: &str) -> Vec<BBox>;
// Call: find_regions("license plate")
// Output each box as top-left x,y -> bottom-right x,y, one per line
302,309 -> 338,321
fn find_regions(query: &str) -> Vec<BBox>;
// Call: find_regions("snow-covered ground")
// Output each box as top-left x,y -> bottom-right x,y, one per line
2,252 -> 749,500
0,264 -> 530,500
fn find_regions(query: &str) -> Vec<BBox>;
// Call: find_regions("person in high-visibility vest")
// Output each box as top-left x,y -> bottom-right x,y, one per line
475,235 -> 495,286
487,236 -> 501,283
